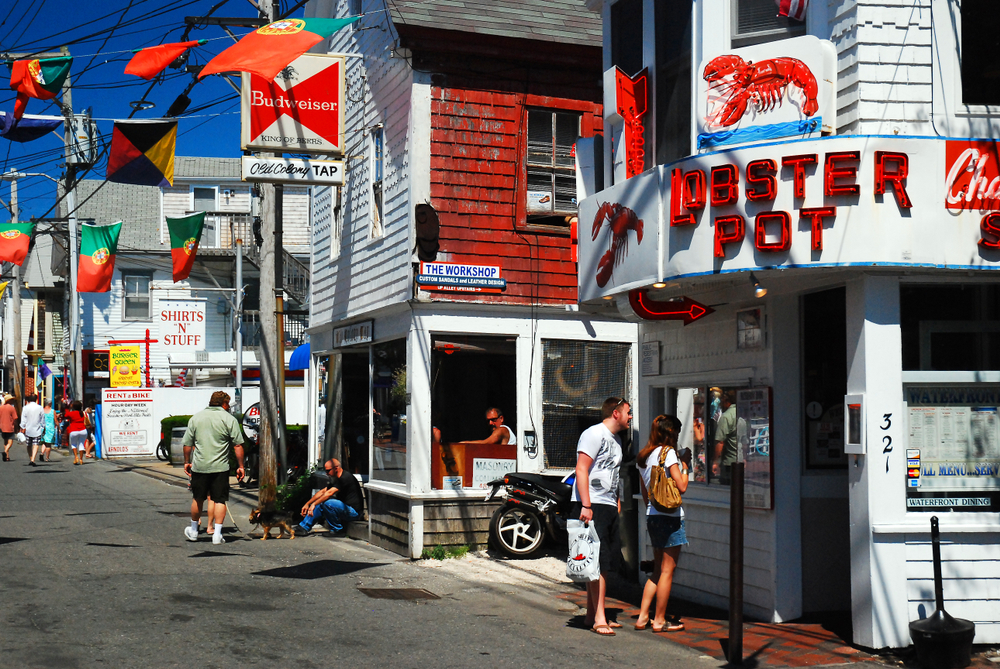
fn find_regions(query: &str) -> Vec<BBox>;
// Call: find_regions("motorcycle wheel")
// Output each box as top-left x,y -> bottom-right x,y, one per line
489,504 -> 545,558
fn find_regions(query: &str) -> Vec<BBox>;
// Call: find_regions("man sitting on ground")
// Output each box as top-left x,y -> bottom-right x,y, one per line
293,459 -> 363,535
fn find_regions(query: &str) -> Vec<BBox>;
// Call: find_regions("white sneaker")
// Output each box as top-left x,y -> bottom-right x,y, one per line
212,533 -> 225,545
184,526 -> 199,542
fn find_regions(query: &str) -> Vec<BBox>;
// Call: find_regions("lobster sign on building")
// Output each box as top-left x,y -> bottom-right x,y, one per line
695,36 -> 837,151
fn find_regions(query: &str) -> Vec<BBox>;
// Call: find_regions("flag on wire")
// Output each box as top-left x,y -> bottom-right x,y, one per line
777,0 -> 808,21
106,120 -> 177,187
39,363 -> 52,380
0,111 -> 63,143
77,221 -> 122,293
8,56 -> 72,120
166,212 -> 206,282
198,17 -> 357,82
173,368 -> 188,387
0,222 -> 34,265
124,40 -> 207,80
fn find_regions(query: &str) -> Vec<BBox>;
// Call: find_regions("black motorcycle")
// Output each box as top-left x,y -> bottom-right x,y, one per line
485,472 -> 574,558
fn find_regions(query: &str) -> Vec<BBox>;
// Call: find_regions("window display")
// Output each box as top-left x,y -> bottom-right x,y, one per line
372,339 -> 406,484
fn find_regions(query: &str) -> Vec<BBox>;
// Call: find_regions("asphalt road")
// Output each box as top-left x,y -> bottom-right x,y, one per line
0,451 -> 714,669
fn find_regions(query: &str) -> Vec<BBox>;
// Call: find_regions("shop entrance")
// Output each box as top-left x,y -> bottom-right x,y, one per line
800,287 -> 850,614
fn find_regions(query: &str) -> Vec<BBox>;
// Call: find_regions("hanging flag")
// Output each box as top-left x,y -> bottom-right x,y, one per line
0,222 -> 35,265
77,221 -> 122,293
0,281 -> 7,298
124,40 -> 207,80
173,368 -> 188,387
39,362 -> 52,380
166,212 -> 206,282
106,120 -> 177,187
198,17 -> 357,82
777,0 -> 808,21
0,111 -> 63,143
8,56 -> 72,120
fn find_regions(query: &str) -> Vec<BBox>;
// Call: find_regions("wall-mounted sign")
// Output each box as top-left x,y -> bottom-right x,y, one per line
641,341 -> 660,376
241,53 -> 346,155
102,389 -> 155,457
696,35 -> 837,150
241,156 -> 344,184
158,300 -> 206,354
945,140 -> 1000,212
471,458 -> 517,489
334,320 -> 373,348
417,262 -> 507,293
109,346 -> 142,388
84,349 -> 110,378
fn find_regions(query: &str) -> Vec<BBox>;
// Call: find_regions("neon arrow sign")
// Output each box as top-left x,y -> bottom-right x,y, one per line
629,289 -> 714,325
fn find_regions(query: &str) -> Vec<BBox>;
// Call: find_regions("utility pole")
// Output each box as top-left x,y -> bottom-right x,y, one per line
62,51 -> 82,405
255,0 -> 285,507
6,179 -> 23,407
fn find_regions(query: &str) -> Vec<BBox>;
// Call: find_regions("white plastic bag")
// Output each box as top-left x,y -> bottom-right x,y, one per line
565,519 -> 601,583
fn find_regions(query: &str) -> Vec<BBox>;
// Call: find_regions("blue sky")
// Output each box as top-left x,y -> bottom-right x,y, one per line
1,0 -> 305,221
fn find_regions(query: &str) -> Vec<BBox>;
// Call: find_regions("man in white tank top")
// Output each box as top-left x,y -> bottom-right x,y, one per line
463,407 -> 516,445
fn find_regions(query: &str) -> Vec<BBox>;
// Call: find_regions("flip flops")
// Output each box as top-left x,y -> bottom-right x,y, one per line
591,624 -> 616,636
651,619 -> 685,633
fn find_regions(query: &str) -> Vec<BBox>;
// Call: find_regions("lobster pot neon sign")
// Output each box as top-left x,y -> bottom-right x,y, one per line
695,35 -> 837,151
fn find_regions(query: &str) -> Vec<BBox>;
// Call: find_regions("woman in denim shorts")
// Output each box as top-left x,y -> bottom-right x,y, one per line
635,414 -> 689,632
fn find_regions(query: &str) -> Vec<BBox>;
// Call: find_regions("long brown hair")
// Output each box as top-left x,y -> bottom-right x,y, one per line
638,414 -> 681,467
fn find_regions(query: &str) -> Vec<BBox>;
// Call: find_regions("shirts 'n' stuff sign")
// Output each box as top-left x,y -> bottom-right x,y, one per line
333,320 -> 373,348
471,458 -> 517,489
109,346 -> 142,387
159,300 -> 206,353
641,341 -> 660,376
417,262 -> 507,293
905,385 -> 1000,512
101,389 -> 155,457
241,156 -> 344,184
241,53 -> 346,155
737,387 -> 773,510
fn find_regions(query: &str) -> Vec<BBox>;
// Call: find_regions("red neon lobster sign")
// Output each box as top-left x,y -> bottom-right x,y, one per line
616,67 -> 648,179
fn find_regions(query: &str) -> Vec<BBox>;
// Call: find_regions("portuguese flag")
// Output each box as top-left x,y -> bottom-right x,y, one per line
0,222 -> 34,265
78,221 -> 122,293
167,212 -> 206,282
9,56 -> 72,120
199,17 -> 357,82
125,40 -> 206,80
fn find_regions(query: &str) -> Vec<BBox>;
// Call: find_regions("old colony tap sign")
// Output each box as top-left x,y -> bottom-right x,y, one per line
578,136 -> 1000,301
241,52 -> 346,154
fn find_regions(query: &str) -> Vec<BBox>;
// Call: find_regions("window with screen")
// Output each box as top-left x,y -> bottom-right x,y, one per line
732,0 -> 805,47
123,273 -> 152,321
525,109 -> 580,227
961,0 -> 1000,106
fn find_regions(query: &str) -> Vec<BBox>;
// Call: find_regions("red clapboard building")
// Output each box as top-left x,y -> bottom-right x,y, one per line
307,0 -> 639,558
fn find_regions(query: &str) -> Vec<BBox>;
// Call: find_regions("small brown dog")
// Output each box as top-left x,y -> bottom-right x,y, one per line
248,508 -> 296,540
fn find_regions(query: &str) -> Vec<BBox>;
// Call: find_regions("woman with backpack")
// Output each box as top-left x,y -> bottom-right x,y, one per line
634,414 -> 691,633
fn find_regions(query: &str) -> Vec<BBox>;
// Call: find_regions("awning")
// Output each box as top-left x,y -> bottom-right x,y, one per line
288,342 -> 310,371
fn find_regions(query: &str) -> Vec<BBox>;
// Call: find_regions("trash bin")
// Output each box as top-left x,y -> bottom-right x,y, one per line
170,427 -> 188,466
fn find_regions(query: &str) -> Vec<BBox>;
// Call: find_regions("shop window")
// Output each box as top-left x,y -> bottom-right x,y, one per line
372,339 -> 406,483
732,0 -> 805,48
674,385 -> 749,485
802,288 -> 847,468
525,109 -> 581,227
901,284 -> 1000,371
317,352 -> 370,477
430,335 -> 517,490
122,273 -> 152,321
611,0 -> 644,77
370,125 -> 384,239
961,0 -> 1000,106
655,0 -> 692,165
541,340 -> 632,469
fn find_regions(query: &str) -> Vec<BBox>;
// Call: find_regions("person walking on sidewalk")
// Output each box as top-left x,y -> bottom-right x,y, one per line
64,401 -> 88,466
20,394 -> 44,467
635,414 -> 690,633
41,400 -> 56,462
182,391 -> 245,545
1,395 -> 18,461
572,396 -> 632,637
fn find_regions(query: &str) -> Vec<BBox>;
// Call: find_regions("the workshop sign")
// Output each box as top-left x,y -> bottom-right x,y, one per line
109,346 -> 142,388
417,262 -> 507,293
241,53 -> 346,155
158,299 -> 206,354
102,389 -> 155,457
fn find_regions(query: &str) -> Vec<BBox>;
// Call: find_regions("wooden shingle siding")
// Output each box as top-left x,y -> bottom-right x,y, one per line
369,491 -> 409,554
422,501 -> 501,548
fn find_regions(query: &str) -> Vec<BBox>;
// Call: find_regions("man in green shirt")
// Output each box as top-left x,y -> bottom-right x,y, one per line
183,391 -> 245,544
713,390 -> 738,485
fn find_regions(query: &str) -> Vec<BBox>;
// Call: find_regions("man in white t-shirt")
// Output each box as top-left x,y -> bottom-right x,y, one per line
462,407 -> 516,445
573,396 -> 632,636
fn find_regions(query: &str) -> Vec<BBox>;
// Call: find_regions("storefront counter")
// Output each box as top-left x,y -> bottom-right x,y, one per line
431,441 -> 517,490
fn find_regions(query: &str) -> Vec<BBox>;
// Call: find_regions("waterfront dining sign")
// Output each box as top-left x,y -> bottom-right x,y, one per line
579,135 -> 1000,301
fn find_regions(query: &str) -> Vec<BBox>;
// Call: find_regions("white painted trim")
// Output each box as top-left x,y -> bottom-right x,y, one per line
901,371 -> 1000,384
409,499 -> 423,558
873,522 -> 1000,534
364,479 -> 408,498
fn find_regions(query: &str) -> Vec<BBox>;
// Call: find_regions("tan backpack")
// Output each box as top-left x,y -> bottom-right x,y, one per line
648,445 -> 682,512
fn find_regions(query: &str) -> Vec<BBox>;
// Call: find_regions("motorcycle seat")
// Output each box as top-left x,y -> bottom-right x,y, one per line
509,472 -> 572,499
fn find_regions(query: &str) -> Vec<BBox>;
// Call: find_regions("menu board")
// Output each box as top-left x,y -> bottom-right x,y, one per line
737,388 -> 773,510
905,386 -> 1000,512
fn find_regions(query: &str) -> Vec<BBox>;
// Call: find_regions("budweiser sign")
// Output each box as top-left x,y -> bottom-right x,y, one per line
945,140 -> 1000,211
241,52 -> 346,155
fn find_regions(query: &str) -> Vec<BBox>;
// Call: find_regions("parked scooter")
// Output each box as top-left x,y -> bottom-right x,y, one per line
485,471 -> 575,558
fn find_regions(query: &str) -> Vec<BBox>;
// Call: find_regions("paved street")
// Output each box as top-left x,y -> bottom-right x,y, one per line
0,451 -> 713,669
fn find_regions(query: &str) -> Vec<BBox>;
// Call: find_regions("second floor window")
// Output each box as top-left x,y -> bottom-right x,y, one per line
732,0 -> 805,47
123,274 -> 152,321
371,126 -> 384,239
962,0 -> 1000,106
526,109 -> 580,227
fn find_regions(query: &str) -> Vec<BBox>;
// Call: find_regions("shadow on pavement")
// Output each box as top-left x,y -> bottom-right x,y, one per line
0,537 -> 28,545
252,559 -> 384,580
